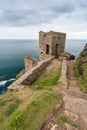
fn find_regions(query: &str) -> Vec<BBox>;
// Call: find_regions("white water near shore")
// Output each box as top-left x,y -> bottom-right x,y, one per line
0,79 -> 15,86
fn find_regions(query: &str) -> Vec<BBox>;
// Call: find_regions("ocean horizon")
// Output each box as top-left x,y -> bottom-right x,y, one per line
0,39 -> 87,94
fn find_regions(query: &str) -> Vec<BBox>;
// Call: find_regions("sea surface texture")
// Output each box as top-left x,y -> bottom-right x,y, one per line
0,39 -> 87,94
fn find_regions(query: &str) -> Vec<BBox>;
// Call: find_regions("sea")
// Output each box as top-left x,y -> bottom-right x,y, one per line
0,39 -> 87,95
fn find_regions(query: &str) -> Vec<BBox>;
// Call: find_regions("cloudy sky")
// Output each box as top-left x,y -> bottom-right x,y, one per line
0,0 -> 87,39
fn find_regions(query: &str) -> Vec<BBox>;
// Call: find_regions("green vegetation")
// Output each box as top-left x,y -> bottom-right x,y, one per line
10,112 -> 26,130
9,92 -> 61,130
73,61 -> 87,93
4,99 -> 21,116
0,63 -> 61,130
0,93 -> 22,129
57,115 -> 79,129
32,67 -> 61,90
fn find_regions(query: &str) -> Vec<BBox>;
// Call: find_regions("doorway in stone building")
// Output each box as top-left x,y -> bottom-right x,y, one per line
46,44 -> 49,54
55,44 -> 59,57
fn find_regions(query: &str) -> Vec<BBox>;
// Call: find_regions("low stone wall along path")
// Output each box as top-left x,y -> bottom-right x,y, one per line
40,60 -> 87,130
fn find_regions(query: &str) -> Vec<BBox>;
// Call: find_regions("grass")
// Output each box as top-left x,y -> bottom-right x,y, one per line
9,112 -> 26,130
0,93 -> 22,130
8,92 -> 61,130
0,113 -> 5,122
73,61 -> 87,93
0,62 -> 61,130
4,99 -> 21,116
32,67 -> 61,90
57,115 -> 80,129
0,93 -> 16,106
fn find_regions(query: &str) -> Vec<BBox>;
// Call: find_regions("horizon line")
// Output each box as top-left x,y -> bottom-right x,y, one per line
0,38 -> 87,40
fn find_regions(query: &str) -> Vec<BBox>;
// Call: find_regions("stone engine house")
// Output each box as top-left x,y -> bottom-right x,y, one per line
39,31 -> 66,60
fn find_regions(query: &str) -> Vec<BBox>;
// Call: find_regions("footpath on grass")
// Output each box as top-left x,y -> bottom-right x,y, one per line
40,59 -> 87,130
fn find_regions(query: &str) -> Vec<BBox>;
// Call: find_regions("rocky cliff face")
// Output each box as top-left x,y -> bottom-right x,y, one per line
78,43 -> 87,66
77,43 -> 87,75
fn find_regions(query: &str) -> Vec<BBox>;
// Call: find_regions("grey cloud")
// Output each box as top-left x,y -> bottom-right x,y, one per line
79,0 -> 87,8
0,9 -> 55,26
0,0 -> 87,26
51,4 -> 74,14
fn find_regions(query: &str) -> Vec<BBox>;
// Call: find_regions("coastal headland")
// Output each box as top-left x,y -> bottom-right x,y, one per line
0,31 -> 87,130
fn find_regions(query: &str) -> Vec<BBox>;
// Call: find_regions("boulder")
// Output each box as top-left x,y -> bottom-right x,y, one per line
70,55 -> 75,60
60,52 -> 75,60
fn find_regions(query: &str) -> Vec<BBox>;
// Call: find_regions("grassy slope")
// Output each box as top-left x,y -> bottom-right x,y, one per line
73,61 -> 87,93
32,67 -> 61,90
0,65 -> 61,130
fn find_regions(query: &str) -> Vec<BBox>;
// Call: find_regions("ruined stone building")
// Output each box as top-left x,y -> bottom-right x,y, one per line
24,55 -> 37,72
8,31 -> 66,90
39,31 -> 66,60
24,31 -> 66,72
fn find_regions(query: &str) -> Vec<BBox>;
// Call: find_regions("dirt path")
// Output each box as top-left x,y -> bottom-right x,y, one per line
63,61 -> 87,130
67,61 -> 87,99
46,58 -> 61,71
40,60 -> 87,130
67,61 -> 87,100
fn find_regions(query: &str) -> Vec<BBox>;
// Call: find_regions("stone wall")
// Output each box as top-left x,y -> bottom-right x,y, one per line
39,31 -> 53,61
39,31 -> 66,61
59,58 -> 67,87
22,56 -> 54,85
52,32 -> 66,57
8,56 -> 54,90
24,56 -> 37,72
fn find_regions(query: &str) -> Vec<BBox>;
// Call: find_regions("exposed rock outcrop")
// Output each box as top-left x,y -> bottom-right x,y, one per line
59,52 -> 75,61
77,43 -> 87,75
78,43 -> 87,66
